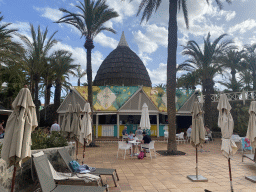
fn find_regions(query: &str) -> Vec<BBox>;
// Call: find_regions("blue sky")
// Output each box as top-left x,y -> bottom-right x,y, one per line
1,0 -> 256,101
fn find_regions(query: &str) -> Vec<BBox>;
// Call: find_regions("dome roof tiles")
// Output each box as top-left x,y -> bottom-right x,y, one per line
94,32 -> 152,87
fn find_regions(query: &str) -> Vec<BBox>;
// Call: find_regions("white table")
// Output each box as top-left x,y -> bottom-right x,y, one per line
128,140 -> 141,156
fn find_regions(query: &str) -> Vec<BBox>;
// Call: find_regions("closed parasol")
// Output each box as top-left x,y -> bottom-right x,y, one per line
79,103 -> 92,164
217,94 -> 237,192
187,101 -> 207,182
1,87 -> 38,192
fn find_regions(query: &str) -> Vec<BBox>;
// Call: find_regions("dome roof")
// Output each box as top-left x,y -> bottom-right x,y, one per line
93,32 -> 152,87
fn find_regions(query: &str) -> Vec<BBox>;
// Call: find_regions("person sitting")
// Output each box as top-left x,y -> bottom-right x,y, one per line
187,125 -> 192,141
128,131 -> 134,141
141,131 -> 151,157
135,126 -> 143,140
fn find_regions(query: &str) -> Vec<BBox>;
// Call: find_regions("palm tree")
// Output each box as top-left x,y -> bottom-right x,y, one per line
239,69 -> 253,91
179,33 -> 233,130
219,49 -> 243,92
51,50 -> 78,113
56,0 -> 119,143
18,24 -> 58,121
155,83 -> 166,89
176,71 -> 199,90
133,0 -> 232,153
243,44 -> 256,89
217,77 -> 243,93
0,13 -> 24,64
73,65 -> 87,86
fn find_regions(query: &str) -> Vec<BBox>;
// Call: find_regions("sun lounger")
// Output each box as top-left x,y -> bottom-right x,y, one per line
58,148 -> 119,187
241,138 -> 254,162
32,151 -> 101,186
32,152 -> 107,192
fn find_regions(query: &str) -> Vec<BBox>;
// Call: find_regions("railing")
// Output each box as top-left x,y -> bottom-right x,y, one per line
199,90 -> 256,104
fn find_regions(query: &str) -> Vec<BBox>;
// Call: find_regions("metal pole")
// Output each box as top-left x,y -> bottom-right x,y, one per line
82,138 -> 86,165
75,139 -> 78,161
196,146 -> 198,179
228,158 -> 234,192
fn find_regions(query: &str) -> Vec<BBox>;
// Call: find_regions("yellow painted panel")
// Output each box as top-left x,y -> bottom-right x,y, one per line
119,125 -> 125,137
98,125 -> 102,137
150,125 -> 157,136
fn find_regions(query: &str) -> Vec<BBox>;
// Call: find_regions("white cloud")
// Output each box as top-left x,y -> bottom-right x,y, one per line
94,33 -> 118,49
34,6 -> 64,22
228,19 -> 256,34
147,63 -> 167,85
133,30 -> 158,54
51,42 -> 104,85
225,11 -> 236,21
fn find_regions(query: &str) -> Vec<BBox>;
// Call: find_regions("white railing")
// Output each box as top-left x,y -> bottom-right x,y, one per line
200,90 -> 256,104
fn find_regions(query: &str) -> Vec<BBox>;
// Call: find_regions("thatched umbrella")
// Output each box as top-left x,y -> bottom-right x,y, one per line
187,101 -> 207,182
217,94 -> 237,192
1,87 -> 38,192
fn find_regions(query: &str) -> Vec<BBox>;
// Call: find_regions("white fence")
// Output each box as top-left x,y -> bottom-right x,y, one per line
200,90 -> 256,105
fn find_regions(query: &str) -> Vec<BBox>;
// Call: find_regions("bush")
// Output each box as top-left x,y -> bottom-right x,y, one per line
212,123 -> 221,132
233,103 -> 249,137
31,129 -> 68,150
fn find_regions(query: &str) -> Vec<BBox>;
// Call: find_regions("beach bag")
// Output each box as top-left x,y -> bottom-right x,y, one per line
138,151 -> 144,159
69,160 -> 80,172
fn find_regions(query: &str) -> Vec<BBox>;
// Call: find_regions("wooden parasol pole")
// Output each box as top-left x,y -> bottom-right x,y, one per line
11,161 -> 17,192
82,138 -> 86,165
75,138 -> 78,161
196,146 -> 198,179
228,158 -> 234,192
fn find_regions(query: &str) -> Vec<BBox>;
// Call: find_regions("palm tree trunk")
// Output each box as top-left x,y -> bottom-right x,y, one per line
34,77 -> 40,123
253,71 -> 256,90
167,0 -> 177,153
231,69 -> 238,92
203,78 -> 212,129
54,79 -> 61,121
84,37 -> 95,145
78,78 -> 80,86
45,83 -> 52,106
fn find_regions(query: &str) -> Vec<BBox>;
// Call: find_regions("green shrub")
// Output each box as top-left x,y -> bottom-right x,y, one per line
31,129 -> 68,150
233,103 -> 249,137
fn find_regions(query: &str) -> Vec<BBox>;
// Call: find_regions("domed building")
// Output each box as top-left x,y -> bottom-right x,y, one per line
94,32 -> 152,87
57,32 -> 196,139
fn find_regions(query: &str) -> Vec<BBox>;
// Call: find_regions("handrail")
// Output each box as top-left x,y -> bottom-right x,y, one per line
199,90 -> 256,104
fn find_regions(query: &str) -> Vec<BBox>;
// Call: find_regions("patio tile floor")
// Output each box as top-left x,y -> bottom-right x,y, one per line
76,138 -> 256,192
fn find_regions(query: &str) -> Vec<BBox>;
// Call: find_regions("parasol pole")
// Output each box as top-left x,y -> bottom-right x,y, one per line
82,138 -> 86,165
228,158 -> 234,192
75,138 -> 78,161
11,165 -> 17,192
196,146 -> 198,179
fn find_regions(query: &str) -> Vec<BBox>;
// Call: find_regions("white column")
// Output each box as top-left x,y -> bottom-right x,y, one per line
117,114 -> 120,138
96,114 -> 99,138
157,114 -> 159,138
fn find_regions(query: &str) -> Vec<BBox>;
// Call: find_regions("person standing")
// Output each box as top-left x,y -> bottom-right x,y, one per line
135,126 -> 143,140
122,126 -> 128,136
50,120 -> 60,133
187,125 -> 192,141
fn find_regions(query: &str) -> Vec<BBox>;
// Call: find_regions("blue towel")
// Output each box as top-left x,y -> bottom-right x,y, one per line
241,138 -> 252,150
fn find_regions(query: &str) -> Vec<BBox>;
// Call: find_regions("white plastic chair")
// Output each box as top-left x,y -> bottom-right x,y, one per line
141,141 -> 156,160
176,132 -> 186,144
164,131 -> 168,142
117,141 -> 132,160
122,135 -> 128,141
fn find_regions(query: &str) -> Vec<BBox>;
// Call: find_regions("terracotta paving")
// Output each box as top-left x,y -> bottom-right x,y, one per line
76,138 -> 256,192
